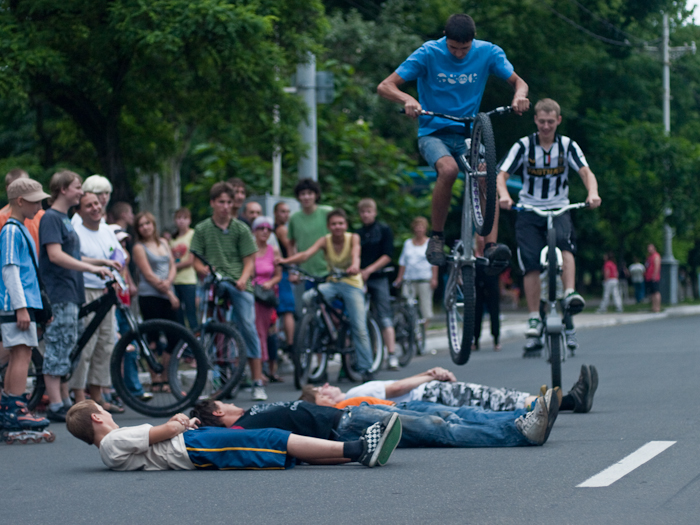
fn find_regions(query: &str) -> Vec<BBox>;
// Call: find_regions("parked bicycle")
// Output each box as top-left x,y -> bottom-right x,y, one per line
409,106 -> 513,365
288,265 -> 382,389
513,202 -> 588,388
191,251 -> 247,400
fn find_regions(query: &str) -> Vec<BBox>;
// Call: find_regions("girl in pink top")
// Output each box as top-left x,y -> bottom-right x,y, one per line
252,216 -> 282,378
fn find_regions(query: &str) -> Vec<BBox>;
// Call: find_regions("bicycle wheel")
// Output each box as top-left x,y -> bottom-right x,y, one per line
469,112 -> 497,236
414,316 -> 427,356
548,227 -> 558,302
343,314 -> 383,381
111,320 -> 207,417
293,313 -> 327,390
198,322 -> 245,400
446,264 -> 475,365
548,331 -> 563,389
393,306 -> 415,367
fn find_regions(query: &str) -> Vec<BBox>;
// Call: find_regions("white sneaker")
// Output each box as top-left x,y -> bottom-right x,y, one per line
251,383 -> 268,401
387,355 -> 400,370
525,317 -> 543,337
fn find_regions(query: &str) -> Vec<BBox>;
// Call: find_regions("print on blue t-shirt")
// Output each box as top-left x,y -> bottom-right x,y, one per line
395,38 -> 514,137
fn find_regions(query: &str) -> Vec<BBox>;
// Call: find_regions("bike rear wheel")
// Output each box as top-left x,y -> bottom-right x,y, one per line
446,264 -> 475,365
110,320 -> 207,417
548,227 -> 558,302
469,112 -> 497,236
343,314 -> 383,381
198,322 -> 245,400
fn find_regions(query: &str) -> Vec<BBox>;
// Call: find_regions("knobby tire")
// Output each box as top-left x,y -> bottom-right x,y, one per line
470,113 -> 497,236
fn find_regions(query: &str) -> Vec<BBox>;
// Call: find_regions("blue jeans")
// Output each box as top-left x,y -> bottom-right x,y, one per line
336,402 -> 529,448
318,281 -> 372,373
116,309 -> 144,396
633,282 -> 645,303
218,281 -> 261,359
174,284 -> 199,331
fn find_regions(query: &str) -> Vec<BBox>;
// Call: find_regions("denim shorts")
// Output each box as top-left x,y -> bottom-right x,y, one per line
43,302 -> 80,377
417,132 -> 468,170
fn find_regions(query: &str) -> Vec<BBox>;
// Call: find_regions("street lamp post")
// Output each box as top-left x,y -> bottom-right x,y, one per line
645,14 -> 696,304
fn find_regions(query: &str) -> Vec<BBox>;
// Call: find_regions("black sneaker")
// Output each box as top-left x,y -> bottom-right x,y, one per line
358,413 -> 402,467
426,235 -> 446,266
563,291 -> 585,315
46,405 -> 69,423
568,364 -> 592,413
483,243 -> 511,276
361,371 -> 375,383
586,365 -> 599,413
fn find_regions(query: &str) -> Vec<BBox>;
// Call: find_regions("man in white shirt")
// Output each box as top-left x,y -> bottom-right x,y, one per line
69,192 -> 124,412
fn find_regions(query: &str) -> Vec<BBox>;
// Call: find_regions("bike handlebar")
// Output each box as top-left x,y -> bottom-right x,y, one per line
512,202 -> 589,217
400,106 -> 513,122
191,251 -> 224,282
281,264 -> 349,282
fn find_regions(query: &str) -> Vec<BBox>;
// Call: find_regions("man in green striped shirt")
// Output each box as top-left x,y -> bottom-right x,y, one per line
191,182 -> 267,401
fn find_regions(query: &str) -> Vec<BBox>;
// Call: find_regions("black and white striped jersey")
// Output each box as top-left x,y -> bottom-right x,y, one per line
499,133 -> 588,207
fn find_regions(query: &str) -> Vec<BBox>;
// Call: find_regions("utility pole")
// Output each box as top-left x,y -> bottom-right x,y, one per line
296,53 -> 317,181
644,13 -> 696,304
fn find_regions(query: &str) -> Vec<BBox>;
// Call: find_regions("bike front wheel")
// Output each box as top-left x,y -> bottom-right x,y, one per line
547,331 -> 563,389
392,306 -> 415,367
293,313 -> 328,390
198,322 -> 245,400
469,112 -> 497,236
110,320 -> 208,417
446,264 -> 475,365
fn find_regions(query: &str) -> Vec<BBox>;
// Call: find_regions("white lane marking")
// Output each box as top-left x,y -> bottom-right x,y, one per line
577,441 -> 676,488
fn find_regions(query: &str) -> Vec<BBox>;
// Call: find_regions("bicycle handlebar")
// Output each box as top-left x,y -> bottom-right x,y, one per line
512,202 -> 589,217
400,106 -> 513,122
281,264 -> 349,282
191,251 -> 224,282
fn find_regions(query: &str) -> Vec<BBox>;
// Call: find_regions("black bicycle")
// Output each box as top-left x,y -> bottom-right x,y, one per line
394,279 -> 427,360
289,265 -> 382,389
411,106 -> 513,365
513,202 -> 588,388
191,252 -> 246,400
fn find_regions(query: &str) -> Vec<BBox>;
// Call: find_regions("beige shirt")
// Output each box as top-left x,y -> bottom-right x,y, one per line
99,424 -> 195,471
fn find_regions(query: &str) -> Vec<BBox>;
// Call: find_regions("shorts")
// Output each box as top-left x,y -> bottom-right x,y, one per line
277,270 -> 295,314
515,210 -> 576,274
43,302 -> 80,377
183,427 -> 294,470
417,132 -> 467,172
0,310 -> 38,348
367,278 -> 393,328
646,280 -> 660,294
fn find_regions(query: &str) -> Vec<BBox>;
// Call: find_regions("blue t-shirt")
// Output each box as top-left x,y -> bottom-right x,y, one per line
0,220 -> 42,310
39,208 -> 85,305
395,37 -> 514,137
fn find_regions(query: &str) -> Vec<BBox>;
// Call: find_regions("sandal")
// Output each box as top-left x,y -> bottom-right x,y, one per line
151,382 -> 172,394
96,400 -> 125,414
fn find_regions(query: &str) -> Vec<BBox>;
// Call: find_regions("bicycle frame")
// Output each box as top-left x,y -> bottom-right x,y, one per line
66,273 -> 163,380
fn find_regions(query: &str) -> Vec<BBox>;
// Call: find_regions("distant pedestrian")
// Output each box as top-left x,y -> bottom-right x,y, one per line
645,244 -> 661,313
170,207 -> 199,331
597,252 -> 622,313
628,257 -> 645,304
273,201 -> 296,353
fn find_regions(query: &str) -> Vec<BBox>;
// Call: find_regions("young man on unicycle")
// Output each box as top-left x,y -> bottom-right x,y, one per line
377,13 -> 529,269
496,99 -> 602,355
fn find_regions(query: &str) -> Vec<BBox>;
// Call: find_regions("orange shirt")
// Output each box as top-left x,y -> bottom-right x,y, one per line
0,204 -> 44,255
334,396 -> 395,409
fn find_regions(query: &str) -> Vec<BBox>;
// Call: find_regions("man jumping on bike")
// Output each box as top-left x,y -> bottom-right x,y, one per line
497,98 -> 601,354
377,13 -> 529,269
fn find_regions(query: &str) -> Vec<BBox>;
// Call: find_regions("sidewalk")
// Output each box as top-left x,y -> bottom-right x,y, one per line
425,303 -> 700,352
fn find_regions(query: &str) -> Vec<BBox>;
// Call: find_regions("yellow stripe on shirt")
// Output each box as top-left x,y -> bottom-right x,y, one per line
186,446 -> 287,454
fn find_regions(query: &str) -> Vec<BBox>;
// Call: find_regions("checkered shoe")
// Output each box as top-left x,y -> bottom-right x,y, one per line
358,413 -> 402,467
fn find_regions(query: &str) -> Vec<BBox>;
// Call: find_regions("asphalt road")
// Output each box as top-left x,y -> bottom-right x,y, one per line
2,315 -> 699,524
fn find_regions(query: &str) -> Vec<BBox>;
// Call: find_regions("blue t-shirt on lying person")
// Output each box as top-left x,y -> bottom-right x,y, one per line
0,219 -> 42,311
395,37 -> 514,137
